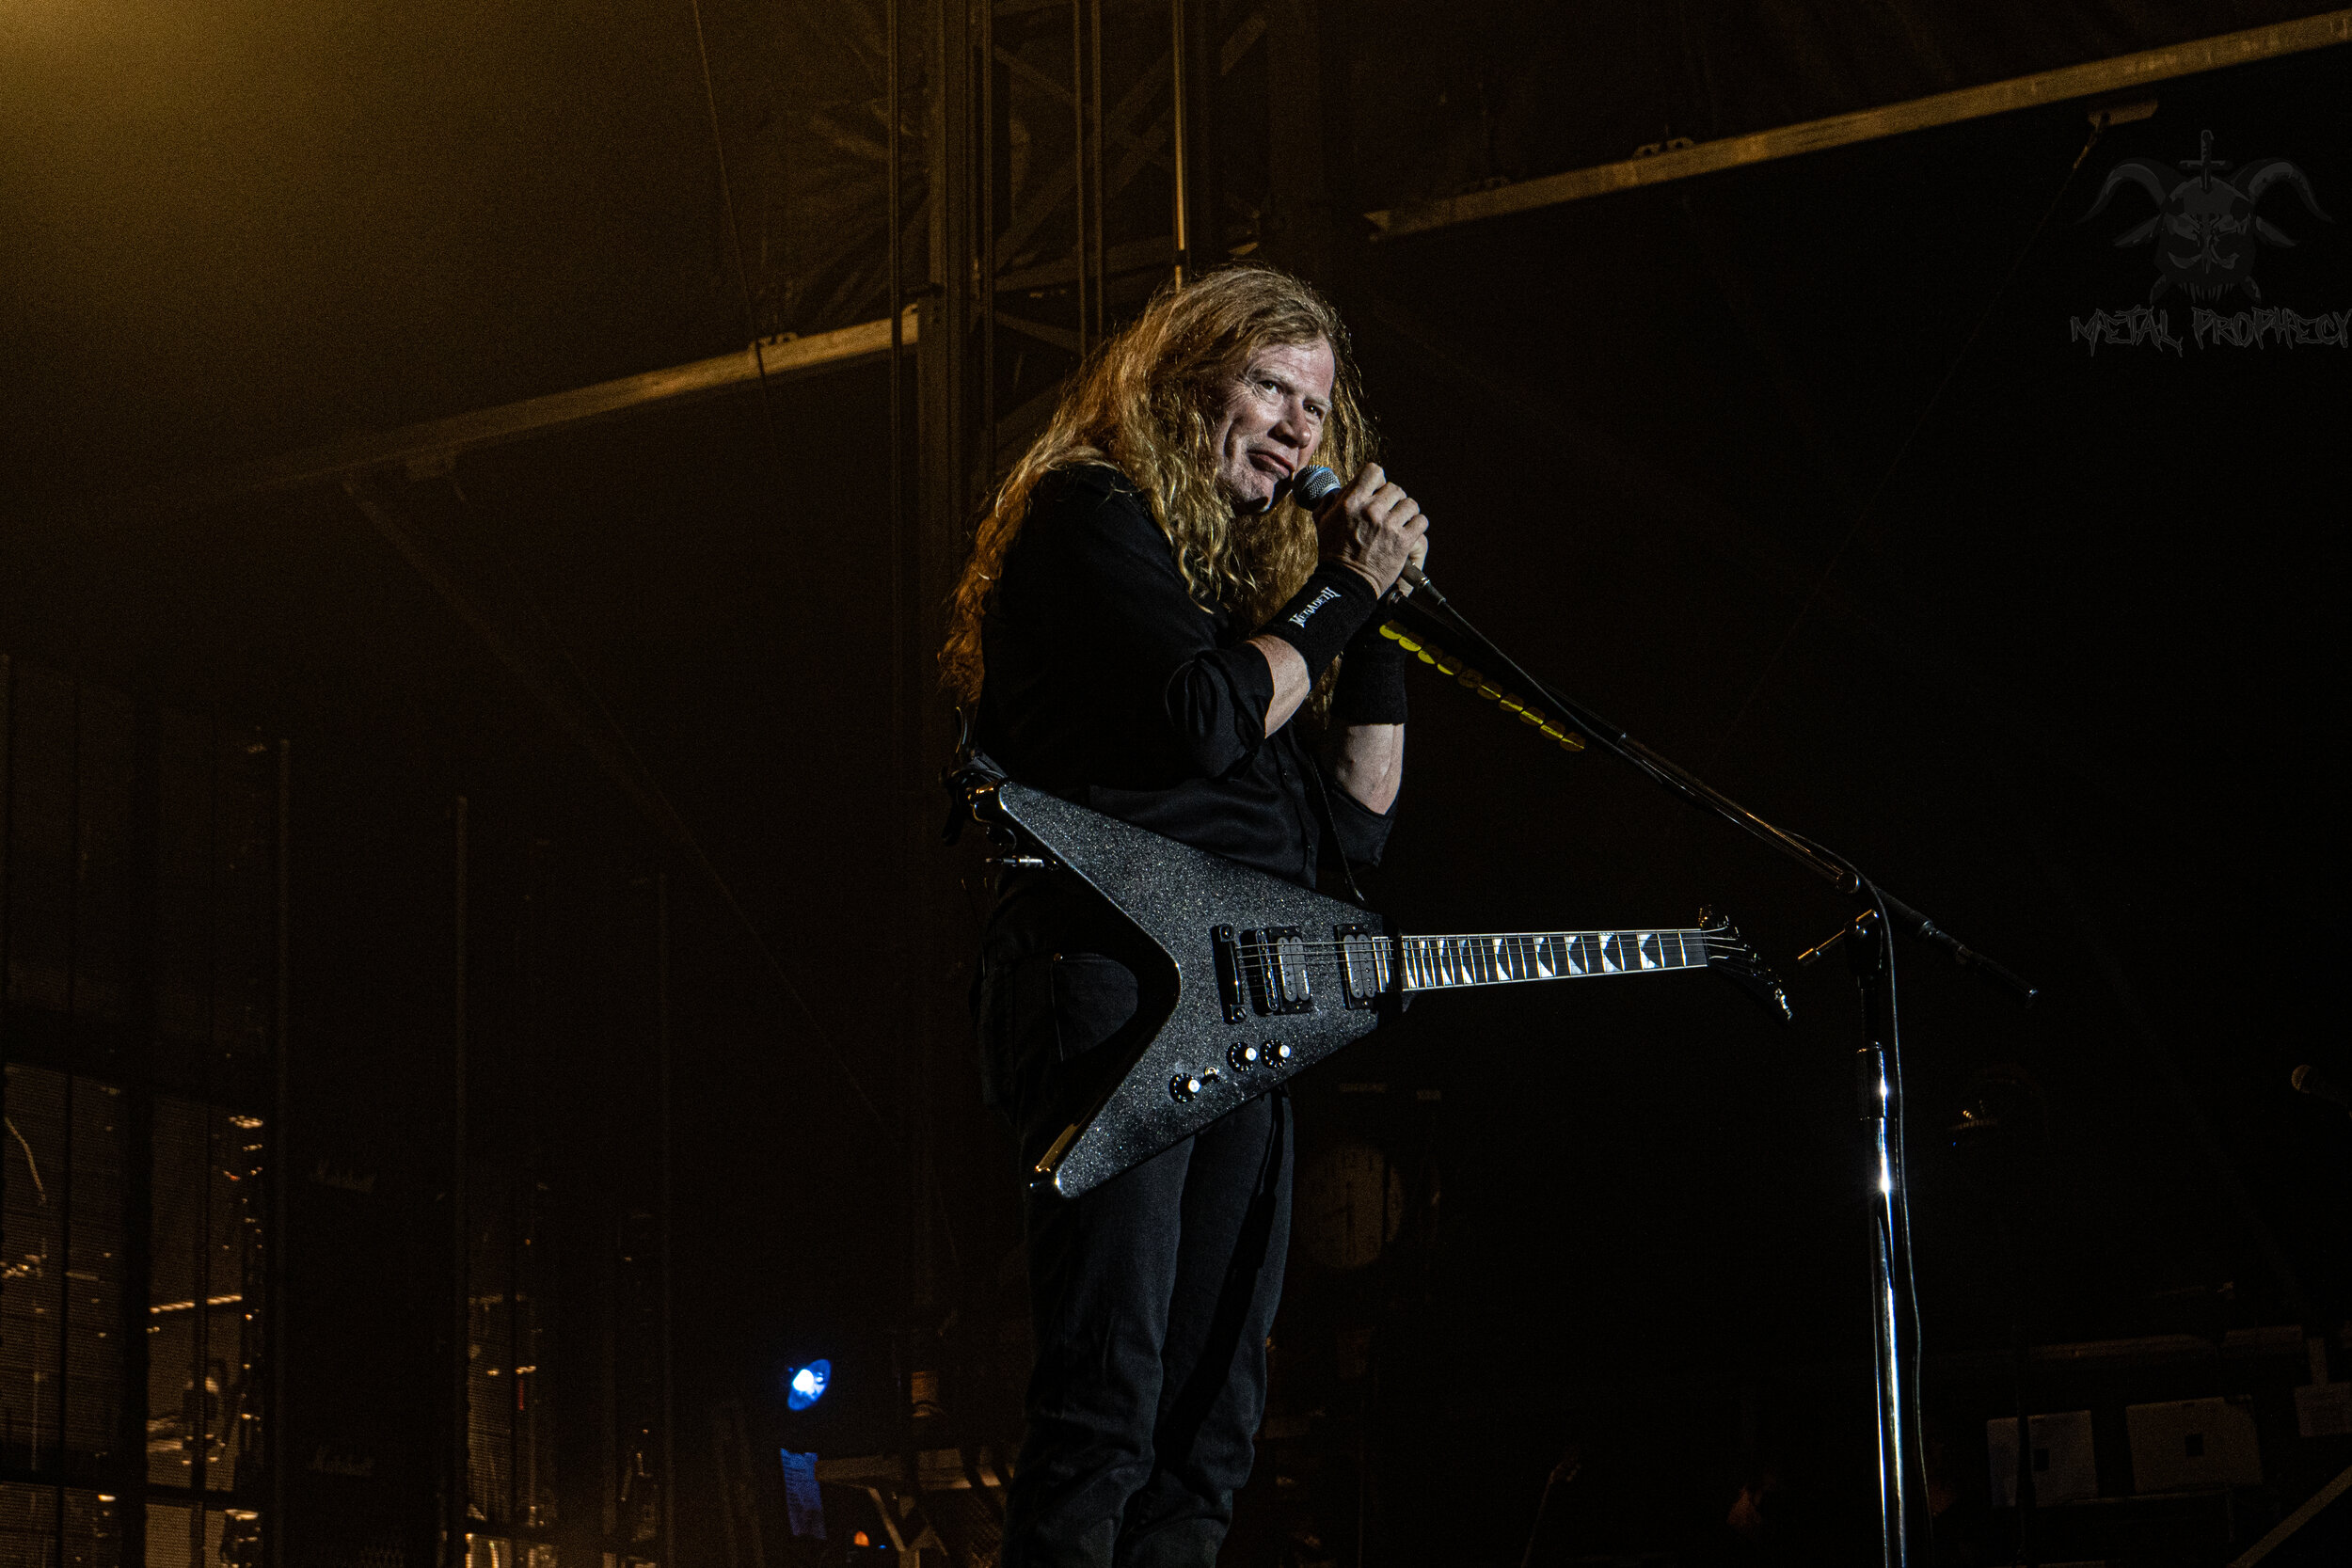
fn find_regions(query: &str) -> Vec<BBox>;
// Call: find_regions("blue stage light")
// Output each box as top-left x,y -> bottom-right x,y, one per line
787,1358 -> 832,1410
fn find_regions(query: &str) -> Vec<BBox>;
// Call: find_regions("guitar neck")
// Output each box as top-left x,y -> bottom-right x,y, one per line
1383,928 -> 1708,993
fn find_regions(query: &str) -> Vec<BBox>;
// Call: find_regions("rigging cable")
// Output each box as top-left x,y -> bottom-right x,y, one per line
440,478 -> 901,1149
1703,118 -> 2109,768
685,0 -> 786,467
662,0 -> 903,1143
5,1117 -> 44,1204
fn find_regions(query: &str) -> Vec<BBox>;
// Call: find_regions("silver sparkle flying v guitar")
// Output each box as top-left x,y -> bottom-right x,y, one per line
965,778 -> 1790,1198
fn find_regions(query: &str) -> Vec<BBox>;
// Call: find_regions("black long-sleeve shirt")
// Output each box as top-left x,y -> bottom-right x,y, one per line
977,463 -> 1394,890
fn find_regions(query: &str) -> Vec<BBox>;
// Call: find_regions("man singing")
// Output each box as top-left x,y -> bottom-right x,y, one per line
942,263 -> 1428,1566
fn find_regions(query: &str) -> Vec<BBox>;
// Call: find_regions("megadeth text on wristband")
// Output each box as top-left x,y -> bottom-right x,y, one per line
1261,562 -> 1377,679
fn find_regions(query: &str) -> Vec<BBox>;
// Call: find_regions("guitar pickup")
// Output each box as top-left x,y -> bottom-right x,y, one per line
1213,927 -> 1319,1017
1218,926 -> 1313,1016
1334,924 -> 1395,1009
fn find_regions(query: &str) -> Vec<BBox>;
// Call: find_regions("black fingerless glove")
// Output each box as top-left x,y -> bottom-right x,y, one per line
1331,614 -> 1409,726
1259,562 -> 1377,681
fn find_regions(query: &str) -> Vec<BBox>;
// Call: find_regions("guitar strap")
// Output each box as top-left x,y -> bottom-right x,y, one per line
940,734 -> 1005,847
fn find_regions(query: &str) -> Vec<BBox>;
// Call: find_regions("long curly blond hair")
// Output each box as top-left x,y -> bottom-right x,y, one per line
940,262 -> 1376,709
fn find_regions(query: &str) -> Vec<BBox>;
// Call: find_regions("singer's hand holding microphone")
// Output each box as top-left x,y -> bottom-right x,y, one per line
1295,464 -> 1434,603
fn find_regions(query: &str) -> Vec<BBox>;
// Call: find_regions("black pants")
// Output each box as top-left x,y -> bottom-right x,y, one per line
977,924 -> 1294,1568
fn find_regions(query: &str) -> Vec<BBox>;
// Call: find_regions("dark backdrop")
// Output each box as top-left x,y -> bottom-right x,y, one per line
3,7 -> 2347,1564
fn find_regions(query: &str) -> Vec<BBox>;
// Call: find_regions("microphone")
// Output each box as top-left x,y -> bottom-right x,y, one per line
1294,465 -> 1446,606
2293,1064 -> 2352,1116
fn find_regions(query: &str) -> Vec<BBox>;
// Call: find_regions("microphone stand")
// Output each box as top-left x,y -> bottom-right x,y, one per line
1384,589 -> 2036,1568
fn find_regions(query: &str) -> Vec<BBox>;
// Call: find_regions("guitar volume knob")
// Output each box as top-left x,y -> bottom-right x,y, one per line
1169,1072 -> 1205,1103
1229,1043 -> 1261,1071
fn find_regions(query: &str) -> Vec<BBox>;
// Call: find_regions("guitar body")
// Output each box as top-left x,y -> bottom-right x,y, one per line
993,783 -> 1387,1198
974,776 -> 1787,1199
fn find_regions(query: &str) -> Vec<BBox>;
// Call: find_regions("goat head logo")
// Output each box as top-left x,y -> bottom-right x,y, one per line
2083,130 -> 2329,304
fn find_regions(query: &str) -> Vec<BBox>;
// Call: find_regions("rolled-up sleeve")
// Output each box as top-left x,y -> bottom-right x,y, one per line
1322,765 -> 1397,870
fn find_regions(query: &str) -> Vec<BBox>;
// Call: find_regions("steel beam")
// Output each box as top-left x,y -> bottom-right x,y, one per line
204,310 -> 917,495
1367,10 -> 2352,240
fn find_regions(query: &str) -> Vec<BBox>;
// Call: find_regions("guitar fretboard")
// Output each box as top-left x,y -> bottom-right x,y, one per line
1367,928 -> 1708,993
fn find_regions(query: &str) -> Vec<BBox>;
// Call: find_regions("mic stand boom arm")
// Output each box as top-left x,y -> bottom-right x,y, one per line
1383,589 -> 2035,1568
1382,595 -> 2036,1003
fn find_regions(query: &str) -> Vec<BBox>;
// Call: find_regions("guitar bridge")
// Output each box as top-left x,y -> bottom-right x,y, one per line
1213,926 -> 1246,1022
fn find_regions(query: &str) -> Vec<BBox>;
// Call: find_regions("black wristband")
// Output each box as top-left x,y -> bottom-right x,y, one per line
1259,562 -> 1378,680
1332,617 -> 1409,726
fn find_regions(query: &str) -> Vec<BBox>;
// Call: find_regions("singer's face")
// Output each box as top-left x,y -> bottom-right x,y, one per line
1208,338 -> 1334,513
